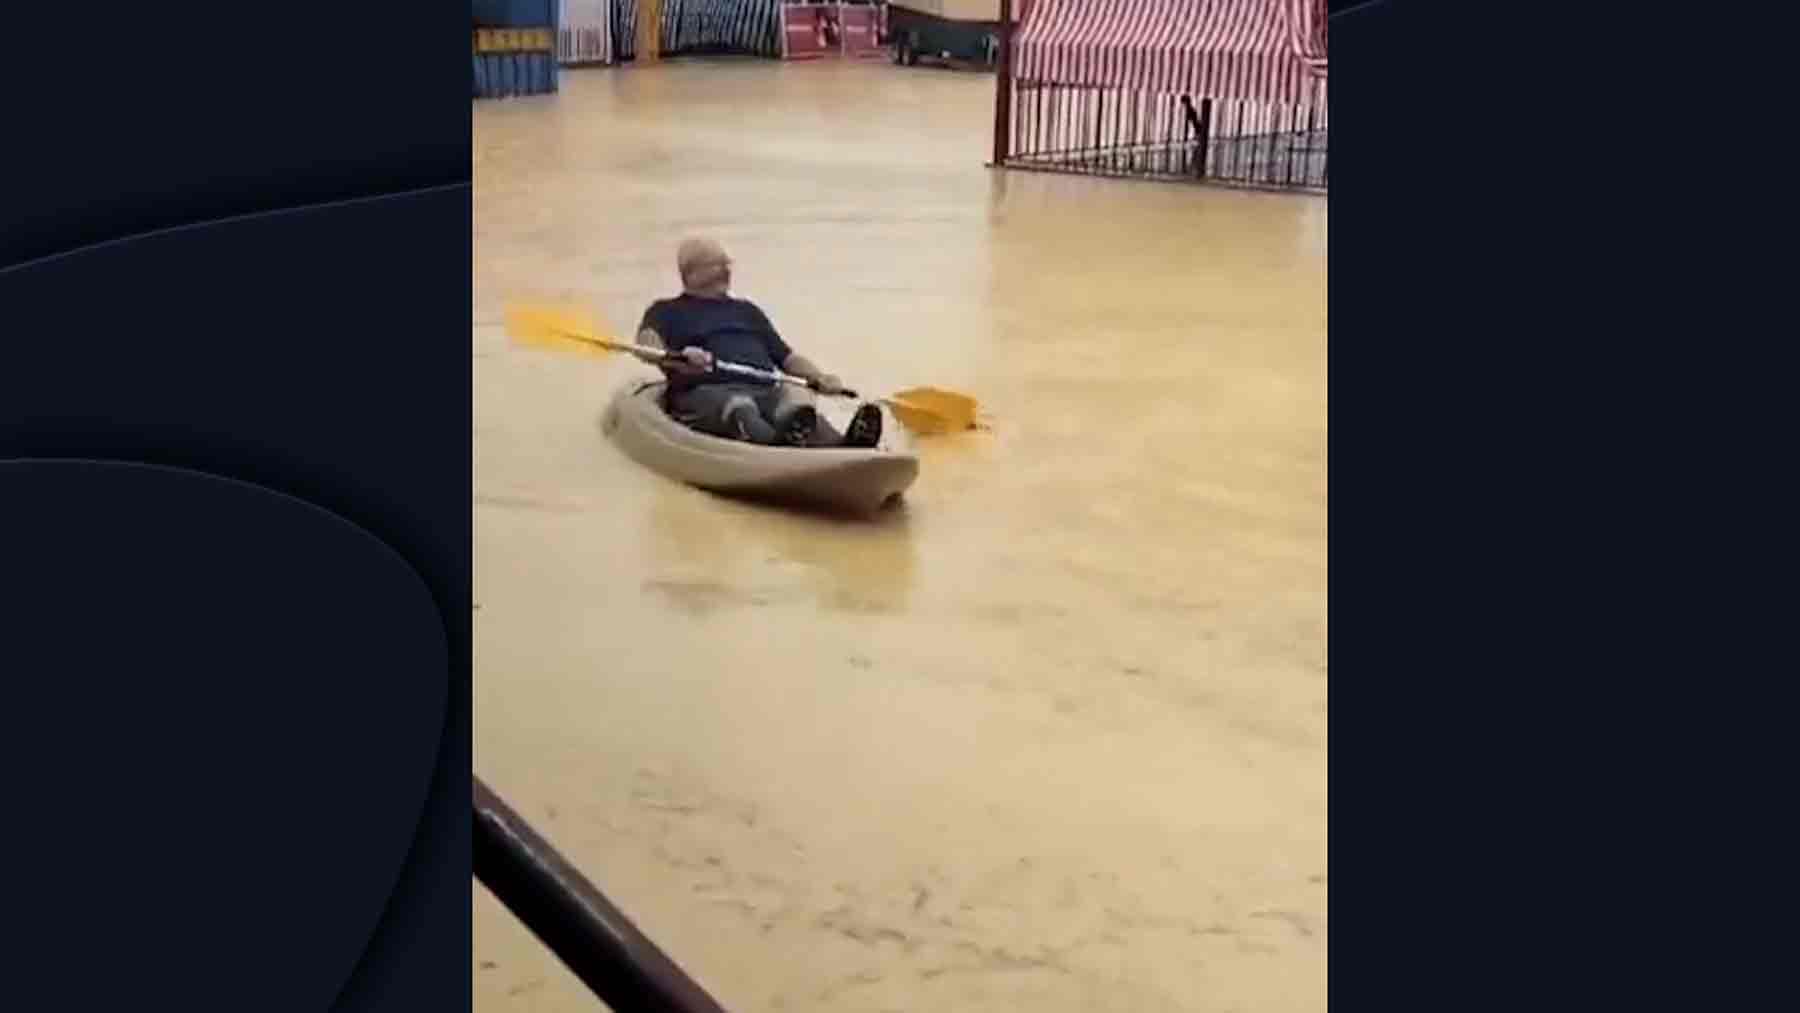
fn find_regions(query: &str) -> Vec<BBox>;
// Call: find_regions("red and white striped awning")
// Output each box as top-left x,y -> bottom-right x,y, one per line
1282,0 -> 1327,81
1013,0 -> 1327,104
557,0 -> 614,66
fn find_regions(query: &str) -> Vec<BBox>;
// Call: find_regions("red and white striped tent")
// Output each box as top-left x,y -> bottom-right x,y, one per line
1013,0 -> 1327,105
558,0 -> 615,66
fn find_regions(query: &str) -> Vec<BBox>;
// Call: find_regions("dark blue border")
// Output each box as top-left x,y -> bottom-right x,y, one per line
1329,0 -> 1668,1003
1,4 -> 471,1010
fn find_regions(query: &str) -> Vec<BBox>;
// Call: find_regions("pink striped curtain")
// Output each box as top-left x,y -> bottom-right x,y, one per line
1281,0 -> 1326,79
1014,0 -> 1322,105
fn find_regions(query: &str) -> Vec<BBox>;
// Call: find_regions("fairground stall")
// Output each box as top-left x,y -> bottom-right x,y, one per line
993,0 -> 1328,192
887,1 -> 1017,68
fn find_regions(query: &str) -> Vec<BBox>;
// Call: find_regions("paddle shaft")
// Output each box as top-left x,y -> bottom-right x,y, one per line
590,334 -> 861,399
712,359 -> 859,400
511,302 -> 977,431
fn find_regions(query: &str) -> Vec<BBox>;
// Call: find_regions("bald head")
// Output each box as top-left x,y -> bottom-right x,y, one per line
677,238 -> 732,297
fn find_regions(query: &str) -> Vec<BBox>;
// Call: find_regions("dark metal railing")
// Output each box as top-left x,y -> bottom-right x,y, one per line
474,775 -> 730,1012
998,80 -> 1328,192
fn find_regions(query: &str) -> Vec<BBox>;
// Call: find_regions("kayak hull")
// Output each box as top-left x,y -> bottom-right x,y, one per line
603,381 -> 920,515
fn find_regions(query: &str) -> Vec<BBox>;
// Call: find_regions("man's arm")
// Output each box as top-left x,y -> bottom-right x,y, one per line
638,312 -> 710,375
756,307 -> 845,393
780,352 -> 846,394
637,321 -> 677,377
781,351 -> 825,382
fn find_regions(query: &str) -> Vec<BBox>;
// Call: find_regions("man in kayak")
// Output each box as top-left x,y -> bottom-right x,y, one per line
635,238 -> 884,449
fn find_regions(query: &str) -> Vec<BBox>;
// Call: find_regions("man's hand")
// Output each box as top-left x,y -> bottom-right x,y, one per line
812,374 -> 846,395
667,346 -> 714,375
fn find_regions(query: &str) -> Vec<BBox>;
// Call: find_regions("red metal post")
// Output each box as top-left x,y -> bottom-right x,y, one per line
992,0 -> 1015,165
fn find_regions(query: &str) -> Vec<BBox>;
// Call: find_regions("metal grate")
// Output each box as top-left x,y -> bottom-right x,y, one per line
1001,80 -> 1327,193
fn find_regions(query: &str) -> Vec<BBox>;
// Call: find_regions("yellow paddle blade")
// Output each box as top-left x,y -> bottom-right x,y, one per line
884,386 -> 980,434
504,303 -> 630,360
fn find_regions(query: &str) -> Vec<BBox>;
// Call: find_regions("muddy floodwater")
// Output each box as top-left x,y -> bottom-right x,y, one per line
474,60 -> 1326,1012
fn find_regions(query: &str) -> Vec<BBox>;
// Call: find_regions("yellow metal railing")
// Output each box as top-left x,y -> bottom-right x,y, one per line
473,27 -> 555,53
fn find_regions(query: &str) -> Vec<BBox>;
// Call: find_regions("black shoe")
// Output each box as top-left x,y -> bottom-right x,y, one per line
843,403 -> 883,448
781,405 -> 819,446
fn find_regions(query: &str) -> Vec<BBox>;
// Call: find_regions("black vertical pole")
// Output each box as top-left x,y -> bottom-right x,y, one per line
474,776 -> 729,1013
1093,90 -> 1104,167
993,0 -> 1015,165
1196,97 -> 1213,179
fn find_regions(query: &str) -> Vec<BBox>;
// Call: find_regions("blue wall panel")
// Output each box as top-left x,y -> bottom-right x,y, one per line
472,0 -> 556,29
471,0 -> 561,103
474,52 -> 558,99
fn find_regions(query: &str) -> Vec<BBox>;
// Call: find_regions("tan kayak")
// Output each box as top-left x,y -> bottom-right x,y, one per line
603,380 -> 920,515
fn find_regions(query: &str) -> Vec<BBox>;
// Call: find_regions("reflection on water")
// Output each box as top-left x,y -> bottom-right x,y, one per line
642,468 -> 920,615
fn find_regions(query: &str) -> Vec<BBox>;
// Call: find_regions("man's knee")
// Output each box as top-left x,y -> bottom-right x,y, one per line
770,387 -> 815,424
720,393 -> 760,424
716,392 -> 780,443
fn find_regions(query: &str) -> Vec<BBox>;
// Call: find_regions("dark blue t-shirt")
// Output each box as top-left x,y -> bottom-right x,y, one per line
639,294 -> 794,391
